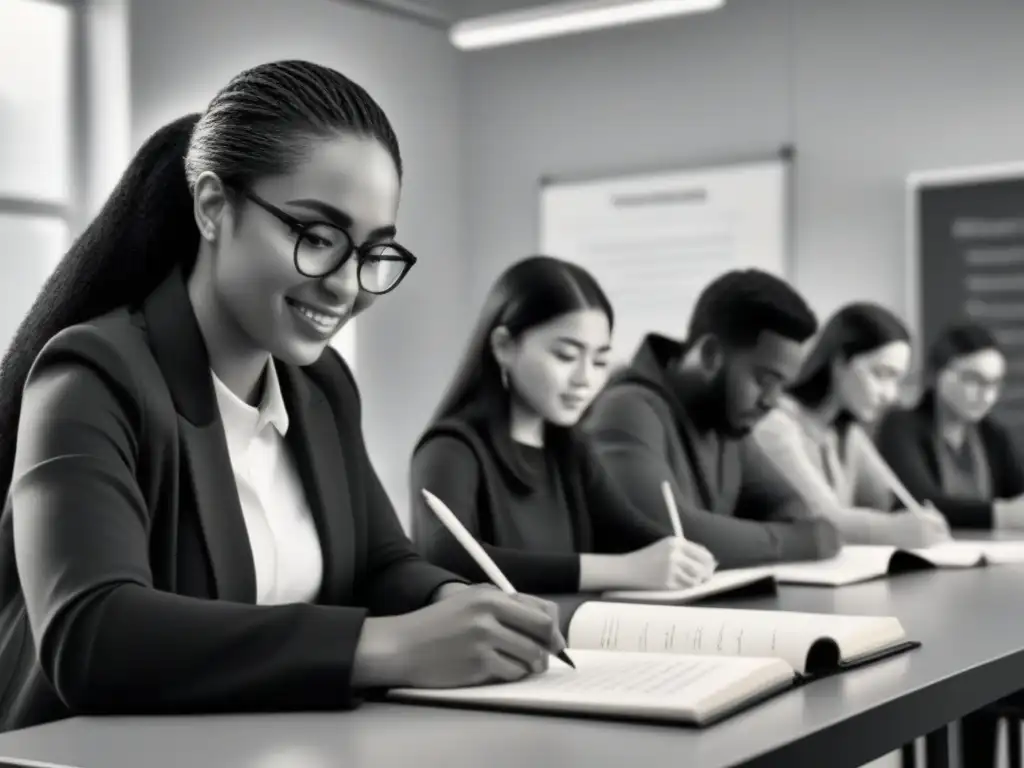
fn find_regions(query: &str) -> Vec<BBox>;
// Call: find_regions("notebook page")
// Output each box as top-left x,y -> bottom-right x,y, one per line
388,649 -> 794,724
567,601 -> 905,673
602,566 -> 775,603
772,546 -> 898,585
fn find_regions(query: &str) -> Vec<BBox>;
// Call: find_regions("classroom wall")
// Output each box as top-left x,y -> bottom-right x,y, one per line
459,0 -> 1024,336
127,0 -> 463,525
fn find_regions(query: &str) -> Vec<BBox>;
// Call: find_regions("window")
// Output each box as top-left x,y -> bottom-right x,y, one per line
0,0 -> 76,354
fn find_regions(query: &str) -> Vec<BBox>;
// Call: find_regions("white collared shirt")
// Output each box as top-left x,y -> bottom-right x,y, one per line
211,361 -> 324,605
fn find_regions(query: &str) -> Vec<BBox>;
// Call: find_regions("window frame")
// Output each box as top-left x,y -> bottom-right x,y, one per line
0,0 -> 85,236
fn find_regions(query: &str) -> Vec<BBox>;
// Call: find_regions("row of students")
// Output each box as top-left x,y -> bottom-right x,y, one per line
414,265 -> 1024,576
407,259 -> 1021,768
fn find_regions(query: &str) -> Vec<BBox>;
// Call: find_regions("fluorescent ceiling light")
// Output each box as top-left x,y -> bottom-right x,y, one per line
450,0 -> 725,50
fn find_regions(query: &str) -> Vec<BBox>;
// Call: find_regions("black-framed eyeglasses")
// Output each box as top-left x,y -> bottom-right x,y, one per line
233,187 -> 416,295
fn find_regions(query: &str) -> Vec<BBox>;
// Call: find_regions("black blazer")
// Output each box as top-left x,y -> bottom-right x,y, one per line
0,267 -> 461,732
410,416 -> 665,594
876,392 -> 1024,528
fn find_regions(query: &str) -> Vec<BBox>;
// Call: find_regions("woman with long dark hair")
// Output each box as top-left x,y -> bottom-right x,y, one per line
743,303 -> 950,546
0,60 -> 559,733
410,255 -> 716,595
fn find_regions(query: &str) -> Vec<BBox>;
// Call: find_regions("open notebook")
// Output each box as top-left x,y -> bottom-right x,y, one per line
387,601 -> 915,726
769,541 -> 1024,587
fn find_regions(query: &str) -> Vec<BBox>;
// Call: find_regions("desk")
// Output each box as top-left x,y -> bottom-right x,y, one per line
1,566 -> 1024,768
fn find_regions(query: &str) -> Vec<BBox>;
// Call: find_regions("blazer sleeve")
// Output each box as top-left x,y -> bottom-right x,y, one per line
323,351 -> 467,614
584,388 -> 825,567
13,330 -> 372,717
876,408 -> 996,528
410,435 -> 581,594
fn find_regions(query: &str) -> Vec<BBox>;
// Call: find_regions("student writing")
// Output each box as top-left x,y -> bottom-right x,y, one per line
877,321 -> 1024,530
0,61 -> 559,733
581,270 -> 840,567
745,303 -> 951,547
410,256 -> 715,595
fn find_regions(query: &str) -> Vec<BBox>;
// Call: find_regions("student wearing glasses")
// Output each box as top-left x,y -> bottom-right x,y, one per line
876,321 -> 1024,767
0,60 -> 559,733
411,256 -> 716,595
744,303 -> 951,547
877,321 -> 1024,531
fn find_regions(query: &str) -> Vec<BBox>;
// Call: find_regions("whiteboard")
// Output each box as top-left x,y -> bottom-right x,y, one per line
540,157 -> 790,363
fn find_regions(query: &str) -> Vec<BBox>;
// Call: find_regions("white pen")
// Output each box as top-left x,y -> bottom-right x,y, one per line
420,488 -> 576,669
661,481 -> 717,579
660,480 -> 686,539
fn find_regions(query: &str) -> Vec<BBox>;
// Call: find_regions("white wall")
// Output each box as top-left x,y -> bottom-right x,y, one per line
459,0 -> 1024,329
127,0 -> 464,526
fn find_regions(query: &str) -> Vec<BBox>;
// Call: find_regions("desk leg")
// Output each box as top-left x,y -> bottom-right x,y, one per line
925,726 -> 950,768
900,741 -> 917,768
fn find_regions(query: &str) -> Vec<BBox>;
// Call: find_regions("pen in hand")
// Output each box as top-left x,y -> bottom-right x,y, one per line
660,480 -> 716,581
420,489 -> 576,670
660,480 -> 685,539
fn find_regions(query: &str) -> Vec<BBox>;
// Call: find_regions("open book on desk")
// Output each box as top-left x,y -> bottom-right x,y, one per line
386,601 -> 915,727
771,541 -> 1024,587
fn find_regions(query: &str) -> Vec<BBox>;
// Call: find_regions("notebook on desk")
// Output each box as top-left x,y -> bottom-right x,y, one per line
602,565 -> 777,605
771,541 -> 1024,587
387,601 -> 916,726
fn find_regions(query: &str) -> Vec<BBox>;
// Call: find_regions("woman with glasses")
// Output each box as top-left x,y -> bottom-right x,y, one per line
878,322 -> 1024,768
742,303 -> 951,547
0,60 -> 559,733
877,321 -> 1024,529
410,255 -> 716,595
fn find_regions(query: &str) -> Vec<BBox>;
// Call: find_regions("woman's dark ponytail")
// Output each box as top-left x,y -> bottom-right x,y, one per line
0,113 -> 201,499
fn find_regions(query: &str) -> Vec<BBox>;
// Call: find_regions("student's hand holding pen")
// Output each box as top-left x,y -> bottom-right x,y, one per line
617,536 -> 717,590
353,585 -> 561,689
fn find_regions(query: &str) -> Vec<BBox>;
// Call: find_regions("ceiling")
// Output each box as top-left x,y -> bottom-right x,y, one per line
445,0 -> 564,18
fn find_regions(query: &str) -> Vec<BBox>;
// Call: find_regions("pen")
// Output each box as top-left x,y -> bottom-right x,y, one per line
660,480 -> 685,539
420,489 -> 576,670
851,427 -> 930,516
661,481 -> 717,578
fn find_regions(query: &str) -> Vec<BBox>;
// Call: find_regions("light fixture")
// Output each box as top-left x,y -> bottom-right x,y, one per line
450,0 -> 725,51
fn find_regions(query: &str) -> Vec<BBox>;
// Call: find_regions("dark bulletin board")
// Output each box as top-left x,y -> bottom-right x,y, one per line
911,169 -> 1024,447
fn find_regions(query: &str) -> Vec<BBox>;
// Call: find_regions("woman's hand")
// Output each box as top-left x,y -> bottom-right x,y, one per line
353,585 -> 559,689
617,536 -> 717,590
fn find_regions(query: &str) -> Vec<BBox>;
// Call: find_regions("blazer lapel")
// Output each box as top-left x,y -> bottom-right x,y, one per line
141,268 -> 256,603
278,363 -> 354,605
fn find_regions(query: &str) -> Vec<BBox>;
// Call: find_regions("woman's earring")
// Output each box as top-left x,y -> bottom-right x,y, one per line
500,366 -> 509,390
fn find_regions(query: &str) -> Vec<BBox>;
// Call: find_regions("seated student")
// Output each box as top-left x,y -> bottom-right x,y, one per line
746,302 -> 951,547
877,321 -> 1024,768
0,61 -> 560,734
877,321 -> 1024,529
410,255 -> 716,595
581,269 -> 840,568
